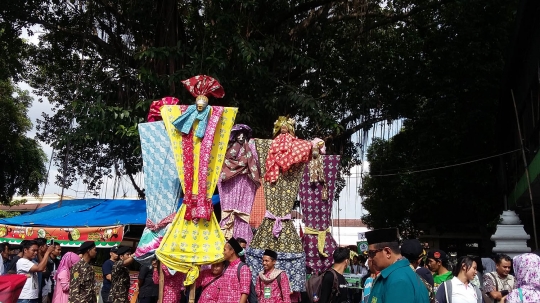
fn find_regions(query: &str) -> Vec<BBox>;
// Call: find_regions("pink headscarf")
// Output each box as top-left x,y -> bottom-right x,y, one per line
54,252 -> 81,281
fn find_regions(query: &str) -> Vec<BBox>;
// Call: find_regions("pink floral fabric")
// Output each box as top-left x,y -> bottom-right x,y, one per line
147,97 -> 179,122
181,75 -> 225,99
264,133 -> 311,183
216,259 -> 251,303
180,105 -> 224,221
255,271 -> 292,303
153,264 -> 186,303
218,174 -> 258,244
506,253 -> 540,303
197,268 -> 222,303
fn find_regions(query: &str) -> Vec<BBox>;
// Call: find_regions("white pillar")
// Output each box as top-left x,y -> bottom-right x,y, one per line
491,210 -> 531,257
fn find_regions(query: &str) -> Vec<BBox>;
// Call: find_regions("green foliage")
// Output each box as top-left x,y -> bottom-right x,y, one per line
1,0 -> 450,196
0,0 -> 518,242
0,80 -> 48,204
361,0 -> 517,237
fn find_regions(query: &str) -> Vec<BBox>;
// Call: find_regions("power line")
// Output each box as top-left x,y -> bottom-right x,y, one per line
366,149 -> 520,177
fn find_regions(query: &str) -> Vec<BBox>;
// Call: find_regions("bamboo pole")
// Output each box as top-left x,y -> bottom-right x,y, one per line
511,89 -> 538,250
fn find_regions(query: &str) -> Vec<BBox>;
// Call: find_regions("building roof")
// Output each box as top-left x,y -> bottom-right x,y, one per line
0,194 -> 75,212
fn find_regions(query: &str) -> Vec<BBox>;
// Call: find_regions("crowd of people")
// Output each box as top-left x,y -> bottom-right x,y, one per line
303,228 -> 540,303
1,230 -> 540,303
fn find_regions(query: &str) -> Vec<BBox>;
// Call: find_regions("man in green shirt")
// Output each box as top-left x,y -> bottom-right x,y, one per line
426,249 -> 452,294
366,228 -> 429,303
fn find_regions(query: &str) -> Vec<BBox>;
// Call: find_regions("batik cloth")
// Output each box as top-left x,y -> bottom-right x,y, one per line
255,270 -> 292,303
135,122 -> 181,265
197,268 -> 222,303
68,260 -> 96,303
147,96 -> 179,122
161,105 -> 237,221
308,154 -> 328,200
152,264 -> 185,303
216,259 -> 251,303
249,186 -> 266,228
218,174 -> 258,243
220,139 -> 260,184
156,204 -> 225,286
264,133 -> 311,183
299,155 -> 341,274
218,139 -> 259,243
247,139 -> 307,292
108,261 -> 131,303
506,253 -> 540,303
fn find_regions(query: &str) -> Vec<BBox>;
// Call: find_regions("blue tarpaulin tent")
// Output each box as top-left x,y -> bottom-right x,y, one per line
0,199 -> 147,227
0,196 -> 221,247
0,195 -> 221,227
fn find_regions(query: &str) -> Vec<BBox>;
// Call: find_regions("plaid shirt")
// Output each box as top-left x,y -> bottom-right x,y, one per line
217,259 -> 251,303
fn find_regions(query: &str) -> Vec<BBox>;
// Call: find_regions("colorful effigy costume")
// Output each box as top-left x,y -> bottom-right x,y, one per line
246,117 -> 312,292
217,124 -> 260,244
298,139 -> 341,274
135,97 -> 181,265
156,75 -> 237,286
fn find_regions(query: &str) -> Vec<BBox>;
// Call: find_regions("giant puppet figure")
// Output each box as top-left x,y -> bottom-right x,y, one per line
245,116 -> 312,292
299,139 -> 341,274
217,124 -> 260,243
156,75 -> 237,287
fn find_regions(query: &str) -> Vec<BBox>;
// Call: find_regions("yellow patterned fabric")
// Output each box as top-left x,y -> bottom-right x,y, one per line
157,105 -> 237,285
160,105 -> 238,196
155,204 -> 225,286
304,227 -> 330,257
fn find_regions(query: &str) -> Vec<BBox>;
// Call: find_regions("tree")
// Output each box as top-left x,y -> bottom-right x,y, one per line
361,0 -> 517,239
0,80 -> 48,204
0,0 -> 454,197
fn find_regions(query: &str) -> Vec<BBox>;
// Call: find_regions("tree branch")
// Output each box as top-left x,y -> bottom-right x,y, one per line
360,0 -> 454,34
325,115 -> 386,142
127,173 -> 145,199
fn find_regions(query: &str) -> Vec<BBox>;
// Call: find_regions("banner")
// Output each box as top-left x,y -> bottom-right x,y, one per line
0,225 -> 123,247
357,232 -> 368,254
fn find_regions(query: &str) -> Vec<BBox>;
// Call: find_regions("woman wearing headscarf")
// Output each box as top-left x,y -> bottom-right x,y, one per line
504,253 -> 540,303
52,252 -> 80,303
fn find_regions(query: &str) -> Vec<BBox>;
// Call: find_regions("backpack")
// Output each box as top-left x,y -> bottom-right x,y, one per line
306,269 -> 340,303
238,262 -> 258,303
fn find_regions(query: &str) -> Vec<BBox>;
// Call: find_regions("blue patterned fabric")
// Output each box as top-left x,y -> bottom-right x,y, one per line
139,122 -> 182,223
171,104 -> 211,138
246,247 -> 306,292
135,122 -> 182,264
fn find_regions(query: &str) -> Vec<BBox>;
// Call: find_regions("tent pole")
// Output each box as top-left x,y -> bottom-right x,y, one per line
511,89 -> 538,250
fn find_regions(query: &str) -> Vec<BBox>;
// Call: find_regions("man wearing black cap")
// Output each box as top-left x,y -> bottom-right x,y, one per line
69,241 -> 97,303
255,249 -> 291,303
426,249 -> 452,294
219,237 -> 252,303
365,228 -> 428,303
108,246 -> 135,303
101,246 -> 119,303
400,239 -> 434,302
